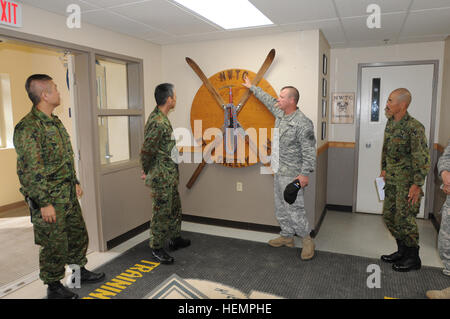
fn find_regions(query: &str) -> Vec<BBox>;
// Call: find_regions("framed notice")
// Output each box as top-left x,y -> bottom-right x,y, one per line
322,99 -> 327,118
322,78 -> 327,97
322,54 -> 327,75
321,121 -> 326,140
331,92 -> 355,124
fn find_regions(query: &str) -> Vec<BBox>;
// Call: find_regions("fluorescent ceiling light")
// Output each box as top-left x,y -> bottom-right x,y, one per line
173,0 -> 274,30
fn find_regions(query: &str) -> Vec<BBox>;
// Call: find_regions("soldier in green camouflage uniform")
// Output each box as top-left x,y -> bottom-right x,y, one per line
380,88 -> 430,272
426,140 -> 450,298
14,74 -> 104,299
140,83 -> 190,264
243,76 -> 317,260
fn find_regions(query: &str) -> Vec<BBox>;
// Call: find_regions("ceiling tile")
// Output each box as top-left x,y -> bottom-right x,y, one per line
250,0 -> 337,24
401,7 -> 450,37
334,0 -> 412,18
82,9 -> 168,40
279,18 -> 346,44
82,0 -> 152,9
341,12 -> 406,42
108,0 -> 220,36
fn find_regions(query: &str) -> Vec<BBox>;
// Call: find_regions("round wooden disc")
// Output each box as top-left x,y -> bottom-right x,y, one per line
190,69 -> 277,168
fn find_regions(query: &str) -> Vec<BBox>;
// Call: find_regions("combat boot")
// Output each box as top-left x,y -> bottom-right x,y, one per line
152,248 -> 174,264
268,236 -> 295,248
392,246 -> 421,272
169,237 -> 191,251
426,287 -> 450,299
80,267 -> 106,284
300,236 -> 315,260
381,239 -> 406,263
47,281 -> 78,299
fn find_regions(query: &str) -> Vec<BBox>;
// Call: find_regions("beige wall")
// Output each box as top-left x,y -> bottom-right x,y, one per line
163,30 -> 325,228
329,41 -> 445,143
439,37 -> 450,146
0,42 -> 71,206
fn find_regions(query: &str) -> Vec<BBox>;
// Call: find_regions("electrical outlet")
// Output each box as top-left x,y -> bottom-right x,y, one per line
236,182 -> 243,192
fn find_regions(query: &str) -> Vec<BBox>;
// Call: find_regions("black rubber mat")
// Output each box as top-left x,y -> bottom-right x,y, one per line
74,231 -> 450,299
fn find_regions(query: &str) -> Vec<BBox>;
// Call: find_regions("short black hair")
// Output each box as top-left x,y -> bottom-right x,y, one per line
281,86 -> 300,105
154,83 -> 174,106
25,74 -> 53,106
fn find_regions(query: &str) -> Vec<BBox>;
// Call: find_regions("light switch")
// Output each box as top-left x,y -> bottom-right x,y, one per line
236,182 -> 243,192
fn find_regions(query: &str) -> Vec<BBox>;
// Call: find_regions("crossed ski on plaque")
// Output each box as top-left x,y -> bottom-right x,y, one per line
185,49 -> 276,178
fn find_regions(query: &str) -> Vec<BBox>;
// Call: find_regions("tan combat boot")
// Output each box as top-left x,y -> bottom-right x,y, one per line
268,236 -> 295,248
301,236 -> 315,260
426,287 -> 450,299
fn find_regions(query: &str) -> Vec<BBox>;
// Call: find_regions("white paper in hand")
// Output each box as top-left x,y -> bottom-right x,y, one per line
375,177 -> 385,201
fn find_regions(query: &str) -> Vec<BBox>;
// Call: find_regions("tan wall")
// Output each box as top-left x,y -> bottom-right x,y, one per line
439,37 -> 450,146
0,42 -> 71,206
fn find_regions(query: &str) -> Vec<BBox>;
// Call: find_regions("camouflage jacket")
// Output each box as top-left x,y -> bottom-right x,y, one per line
250,86 -> 316,177
140,106 -> 179,188
381,112 -> 430,186
13,106 -> 79,207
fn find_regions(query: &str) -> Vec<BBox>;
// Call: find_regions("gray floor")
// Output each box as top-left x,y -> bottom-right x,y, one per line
0,209 -> 445,298
0,207 -> 39,287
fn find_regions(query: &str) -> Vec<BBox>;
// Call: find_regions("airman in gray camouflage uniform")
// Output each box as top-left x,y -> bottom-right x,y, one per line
426,140 -> 450,299
243,76 -> 316,260
140,83 -> 190,265
14,74 -> 104,299
380,88 -> 430,272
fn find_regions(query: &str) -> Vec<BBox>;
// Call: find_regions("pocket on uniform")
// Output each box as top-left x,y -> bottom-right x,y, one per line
33,220 -> 51,246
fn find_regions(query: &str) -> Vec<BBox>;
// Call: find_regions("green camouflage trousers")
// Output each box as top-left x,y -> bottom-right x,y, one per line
31,187 -> 88,284
382,183 -> 422,247
149,184 -> 182,249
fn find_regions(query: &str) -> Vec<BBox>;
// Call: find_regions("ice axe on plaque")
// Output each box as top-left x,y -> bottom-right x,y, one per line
185,49 -> 276,189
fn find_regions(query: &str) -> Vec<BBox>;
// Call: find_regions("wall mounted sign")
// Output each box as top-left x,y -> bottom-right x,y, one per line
0,0 -> 22,28
331,92 -> 355,124
186,49 -> 276,188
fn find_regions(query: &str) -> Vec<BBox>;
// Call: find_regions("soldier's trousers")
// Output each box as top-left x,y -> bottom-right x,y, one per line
31,195 -> 88,285
438,198 -> 450,276
149,184 -> 182,249
382,183 -> 421,248
274,174 -> 310,238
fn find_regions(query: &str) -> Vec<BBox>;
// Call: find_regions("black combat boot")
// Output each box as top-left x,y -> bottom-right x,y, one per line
47,281 -> 78,299
80,267 -> 106,284
169,237 -> 191,251
152,248 -> 174,264
381,239 -> 406,263
392,246 -> 421,272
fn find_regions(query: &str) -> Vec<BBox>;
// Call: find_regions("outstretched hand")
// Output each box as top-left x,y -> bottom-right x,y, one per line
242,75 -> 252,89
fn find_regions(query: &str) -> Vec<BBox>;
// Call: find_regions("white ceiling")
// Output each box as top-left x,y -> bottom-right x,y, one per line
17,0 -> 450,47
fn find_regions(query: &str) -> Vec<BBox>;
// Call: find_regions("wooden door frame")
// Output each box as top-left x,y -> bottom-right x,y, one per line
353,60 -> 439,218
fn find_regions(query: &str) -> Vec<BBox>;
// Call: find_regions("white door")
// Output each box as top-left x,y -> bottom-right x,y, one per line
356,64 -> 434,218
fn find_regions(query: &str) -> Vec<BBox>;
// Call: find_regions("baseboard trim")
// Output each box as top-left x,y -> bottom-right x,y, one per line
106,222 -> 150,250
0,200 -> 26,213
182,214 -> 281,234
326,204 -> 353,212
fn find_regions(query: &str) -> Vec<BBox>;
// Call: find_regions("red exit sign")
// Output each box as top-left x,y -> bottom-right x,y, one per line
0,0 -> 22,28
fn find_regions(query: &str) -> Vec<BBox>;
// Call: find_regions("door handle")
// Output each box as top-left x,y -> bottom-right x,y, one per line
365,143 -> 371,148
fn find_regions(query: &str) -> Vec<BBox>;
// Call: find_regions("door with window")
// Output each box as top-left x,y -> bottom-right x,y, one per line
356,62 -> 437,218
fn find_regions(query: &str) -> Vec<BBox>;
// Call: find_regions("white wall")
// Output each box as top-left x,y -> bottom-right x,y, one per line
329,41 -> 445,143
162,30 -> 321,139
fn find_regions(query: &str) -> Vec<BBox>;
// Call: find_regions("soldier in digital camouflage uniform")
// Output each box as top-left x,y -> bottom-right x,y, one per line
14,74 -> 104,299
243,76 -> 316,260
140,83 -> 190,265
380,88 -> 430,272
426,140 -> 450,299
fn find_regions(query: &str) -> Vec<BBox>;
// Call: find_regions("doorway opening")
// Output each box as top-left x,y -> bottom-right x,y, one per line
0,38 -> 77,295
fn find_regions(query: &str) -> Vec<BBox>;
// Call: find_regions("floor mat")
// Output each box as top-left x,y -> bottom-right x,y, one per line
74,231 -> 450,299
